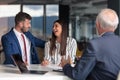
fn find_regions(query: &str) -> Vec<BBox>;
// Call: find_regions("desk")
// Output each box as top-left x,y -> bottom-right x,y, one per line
0,64 -> 72,80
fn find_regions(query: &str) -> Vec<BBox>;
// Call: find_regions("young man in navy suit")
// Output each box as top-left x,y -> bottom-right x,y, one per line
2,12 -> 45,65
61,8 -> 120,80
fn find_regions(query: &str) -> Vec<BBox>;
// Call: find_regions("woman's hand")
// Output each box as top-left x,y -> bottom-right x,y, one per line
60,55 -> 72,67
41,60 -> 49,66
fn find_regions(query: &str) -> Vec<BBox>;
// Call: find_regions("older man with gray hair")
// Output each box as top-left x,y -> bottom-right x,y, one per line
61,8 -> 120,80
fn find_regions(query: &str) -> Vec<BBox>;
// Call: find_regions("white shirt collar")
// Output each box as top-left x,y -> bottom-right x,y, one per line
13,28 -> 23,37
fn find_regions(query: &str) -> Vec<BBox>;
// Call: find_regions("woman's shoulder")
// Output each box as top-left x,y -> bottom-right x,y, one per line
67,37 -> 77,43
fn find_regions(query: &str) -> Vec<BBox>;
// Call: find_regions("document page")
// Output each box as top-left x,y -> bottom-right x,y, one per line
47,64 -> 62,70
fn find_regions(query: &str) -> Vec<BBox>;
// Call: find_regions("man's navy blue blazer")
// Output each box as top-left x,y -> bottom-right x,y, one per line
1,28 -> 45,65
63,32 -> 120,80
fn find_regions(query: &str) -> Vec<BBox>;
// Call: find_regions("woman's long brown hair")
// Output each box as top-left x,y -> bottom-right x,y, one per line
49,19 -> 68,56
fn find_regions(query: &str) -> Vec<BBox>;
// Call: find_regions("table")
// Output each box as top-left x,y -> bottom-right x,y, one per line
0,64 -> 72,80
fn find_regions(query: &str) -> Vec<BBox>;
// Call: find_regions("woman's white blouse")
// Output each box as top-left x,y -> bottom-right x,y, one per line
44,37 -> 77,65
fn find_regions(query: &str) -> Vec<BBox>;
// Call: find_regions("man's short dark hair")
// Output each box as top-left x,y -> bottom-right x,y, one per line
15,12 -> 32,25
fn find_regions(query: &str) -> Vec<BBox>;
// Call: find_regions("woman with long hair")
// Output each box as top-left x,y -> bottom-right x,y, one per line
41,19 -> 77,66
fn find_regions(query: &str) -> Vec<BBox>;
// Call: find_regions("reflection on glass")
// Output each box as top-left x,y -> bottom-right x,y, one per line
78,20 -> 95,42
23,5 -> 44,38
46,5 -> 59,39
71,19 -> 96,42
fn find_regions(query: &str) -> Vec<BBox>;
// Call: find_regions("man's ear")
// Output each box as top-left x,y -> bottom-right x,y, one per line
19,21 -> 24,27
96,21 -> 102,35
96,21 -> 100,29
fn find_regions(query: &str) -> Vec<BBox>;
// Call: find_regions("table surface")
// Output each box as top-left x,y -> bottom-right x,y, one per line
0,64 -> 72,80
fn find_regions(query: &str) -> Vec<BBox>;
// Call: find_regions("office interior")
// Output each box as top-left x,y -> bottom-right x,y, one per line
0,0 -> 119,63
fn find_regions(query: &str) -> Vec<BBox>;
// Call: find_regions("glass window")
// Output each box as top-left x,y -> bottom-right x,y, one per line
0,5 -> 20,39
23,5 -> 44,38
46,5 -> 59,39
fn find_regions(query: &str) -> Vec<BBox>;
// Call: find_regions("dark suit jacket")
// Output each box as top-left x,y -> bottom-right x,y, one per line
63,32 -> 120,80
1,28 -> 45,65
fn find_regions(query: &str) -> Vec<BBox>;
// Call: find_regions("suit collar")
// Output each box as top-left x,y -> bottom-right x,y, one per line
102,32 -> 115,37
13,28 -> 23,37
11,28 -> 34,45
11,28 -> 31,40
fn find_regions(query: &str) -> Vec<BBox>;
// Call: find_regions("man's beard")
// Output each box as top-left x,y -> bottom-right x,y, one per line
21,26 -> 30,33
21,26 -> 26,33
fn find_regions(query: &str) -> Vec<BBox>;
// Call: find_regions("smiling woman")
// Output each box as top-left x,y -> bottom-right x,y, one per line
41,19 -> 77,66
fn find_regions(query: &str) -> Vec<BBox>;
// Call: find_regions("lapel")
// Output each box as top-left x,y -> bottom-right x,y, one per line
10,29 -> 22,55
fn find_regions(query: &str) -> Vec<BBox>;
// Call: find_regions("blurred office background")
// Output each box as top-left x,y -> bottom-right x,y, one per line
0,0 -> 119,63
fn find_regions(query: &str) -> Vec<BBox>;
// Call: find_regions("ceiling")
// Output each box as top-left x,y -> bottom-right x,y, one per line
0,0 -> 107,19
70,0 -> 107,19
0,0 -> 89,4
